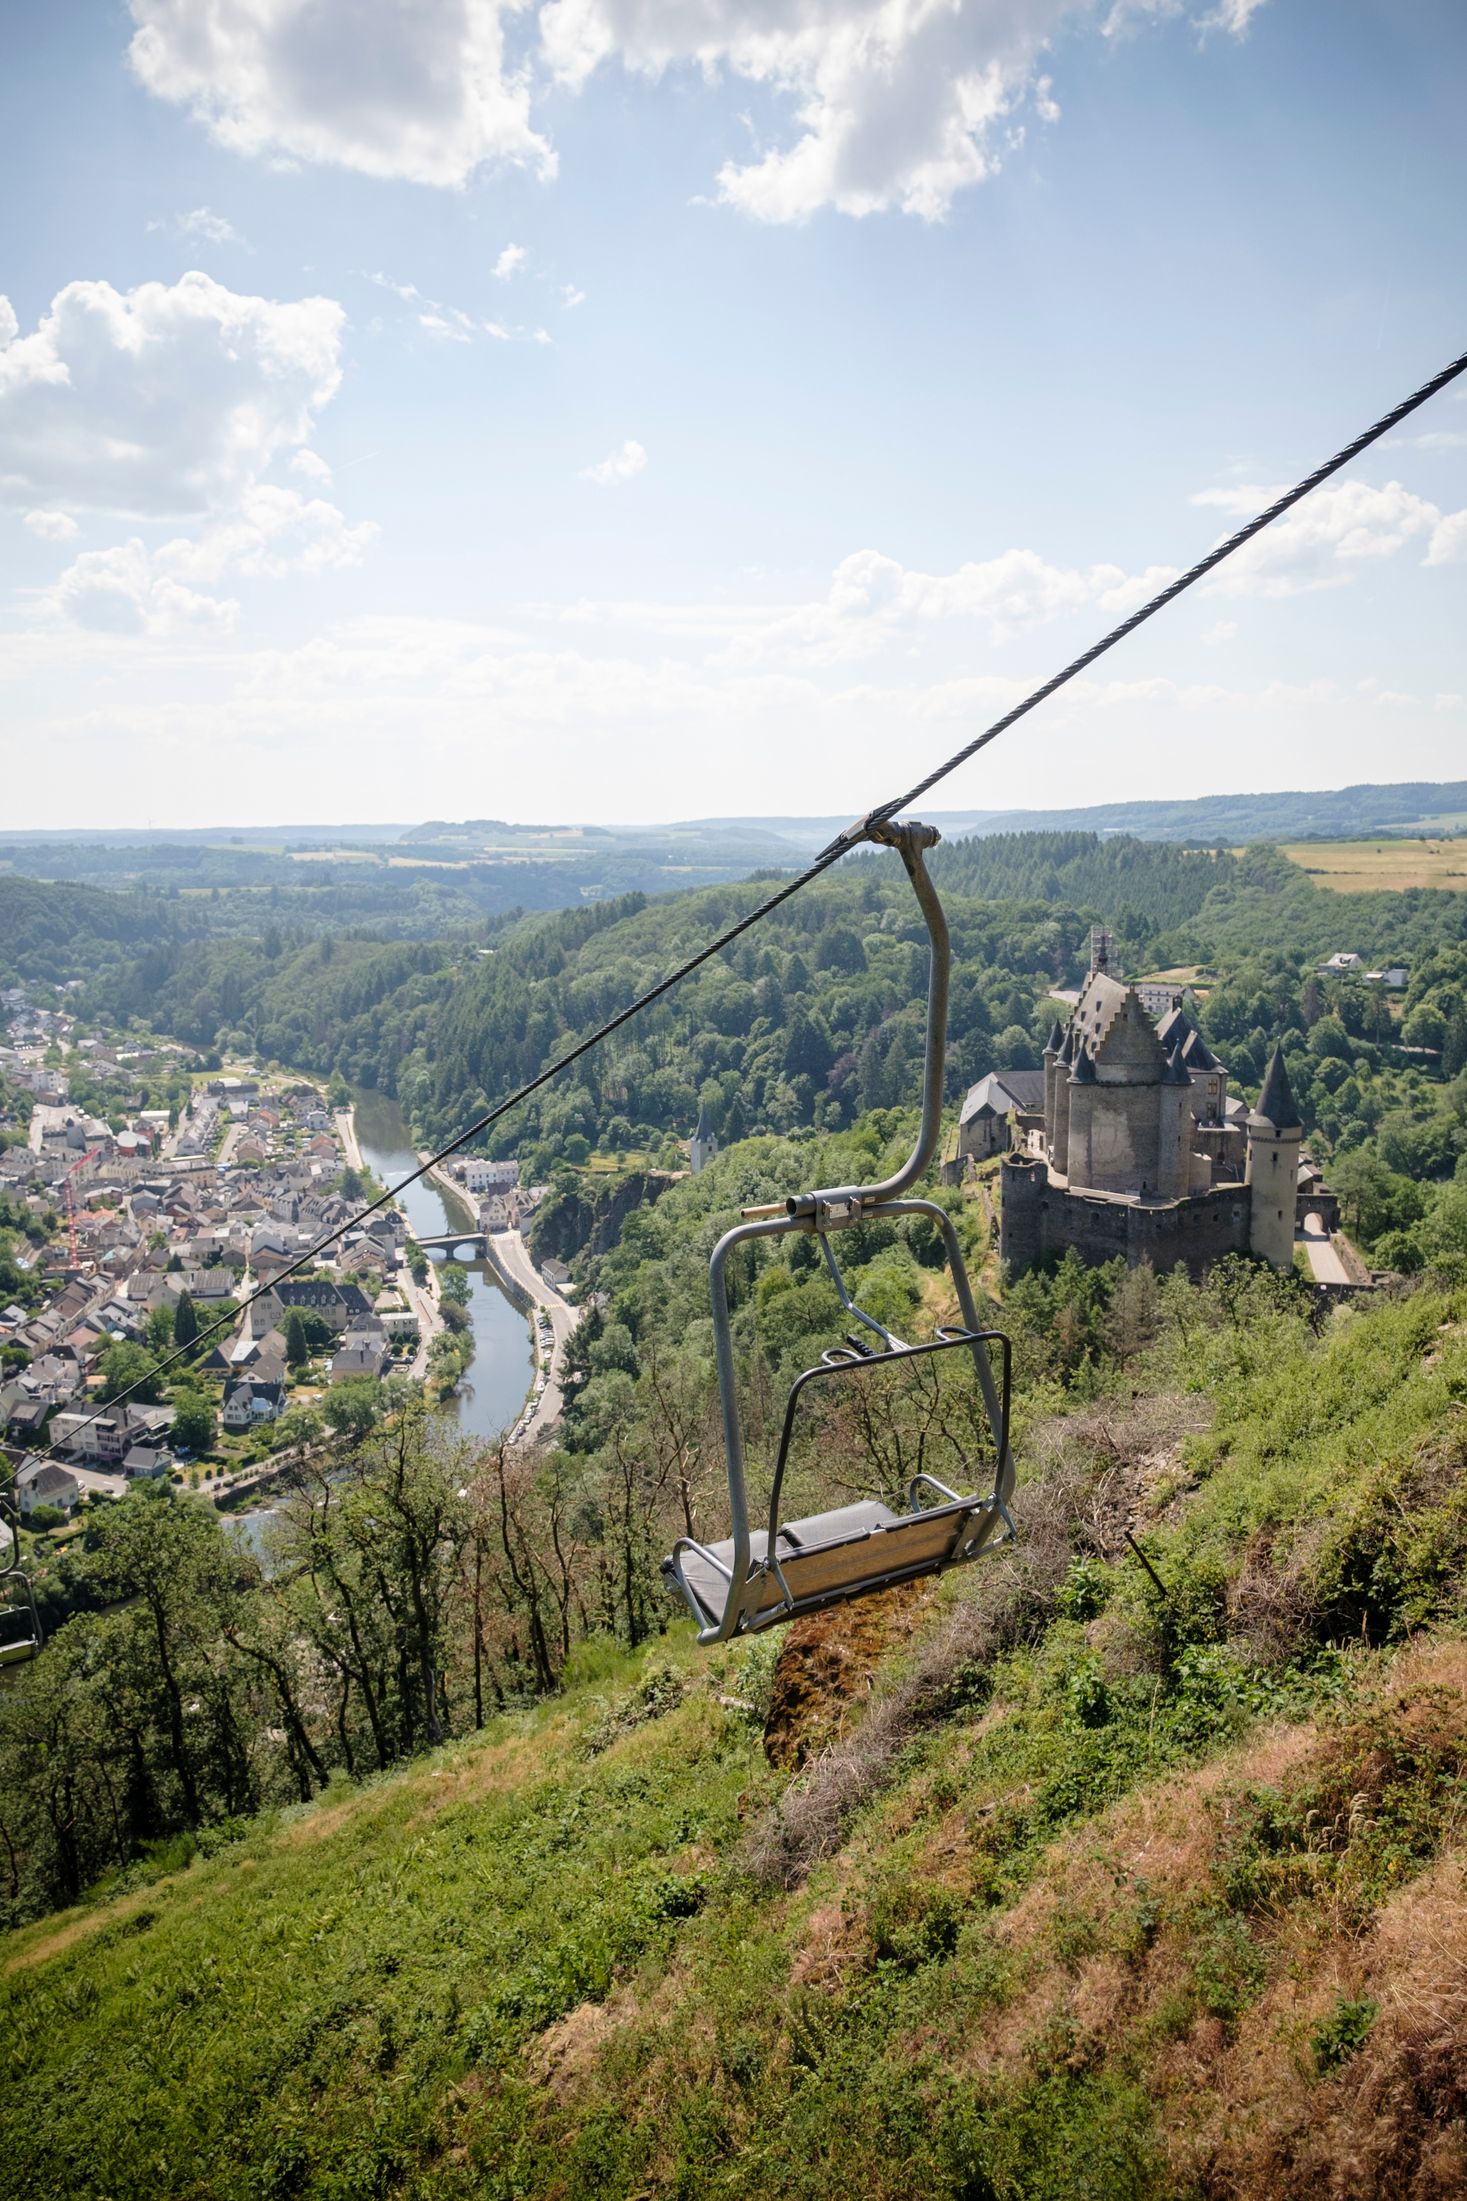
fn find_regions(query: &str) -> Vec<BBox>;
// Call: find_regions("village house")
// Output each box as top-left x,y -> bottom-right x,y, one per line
222,1378 -> 286,1429
16,1459 -> 81,1519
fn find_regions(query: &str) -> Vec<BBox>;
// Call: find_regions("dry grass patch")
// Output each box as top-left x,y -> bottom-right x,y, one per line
744,1390 -> 1210,1889
853,1636 -> 1467,2195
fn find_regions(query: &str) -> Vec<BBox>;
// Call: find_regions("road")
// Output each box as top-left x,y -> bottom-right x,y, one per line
69,1464 -> 128,1500
492,1228 -> 581,1441
1299,1218 -> 1353,1287
399,1261 -> 441,1380
335,1107 -> 363,1173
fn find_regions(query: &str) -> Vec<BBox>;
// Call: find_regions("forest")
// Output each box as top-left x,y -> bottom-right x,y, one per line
4,828 -> 1460,1273
7,1075 -> 1467,1929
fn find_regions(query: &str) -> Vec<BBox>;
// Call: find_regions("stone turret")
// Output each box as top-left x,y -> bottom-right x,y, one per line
1042,1019 -> 1064,1137
1245,1045 -> 1303,1268
1157,1039 -> 1192,1199
1051,1022 -> 1075,1175
689,1099 -> 718,1176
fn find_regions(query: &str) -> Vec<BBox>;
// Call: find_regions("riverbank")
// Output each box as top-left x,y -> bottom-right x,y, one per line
347,1092 -> 536,1441
417,1153 -> 581,1443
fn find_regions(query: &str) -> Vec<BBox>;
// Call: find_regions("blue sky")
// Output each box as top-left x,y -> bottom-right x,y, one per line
1,0 -> 1463,830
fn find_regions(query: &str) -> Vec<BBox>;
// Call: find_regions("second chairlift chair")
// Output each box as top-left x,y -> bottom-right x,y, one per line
0,1484 -> 42,1668
663,818 -> 1016,1645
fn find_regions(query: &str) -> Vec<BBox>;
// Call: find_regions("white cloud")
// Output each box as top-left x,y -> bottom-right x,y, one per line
1201,618 -> 1236,645
127,0 -> 554,189
3,274 -> 372,634
149,206 -> 250,247
493,243 -> 527,280
0,298 -> 17,350
1426,509 -> 1467,566
541,0 -> 1266,223
52,540 -> 237,636
369,268 -> 547,347
124,0 -> 1261,223
43,487 -> 373,637
581,437 -> 646,486
14,618 -> 1462,835
1199,0 -> 1270,31
561,284 -> 586,308
706,543 -> 1180,660
1191,478 -> 1459,597
367,271 -> 423,304
23,509 -> 78,542
0,272 -> 344,518
156,485 -> 377,582
1387,430 -> 1467,452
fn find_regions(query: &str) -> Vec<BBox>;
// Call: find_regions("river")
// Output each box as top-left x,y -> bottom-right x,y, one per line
352,1087 -> 535,1441
227,1092 -> 535,1563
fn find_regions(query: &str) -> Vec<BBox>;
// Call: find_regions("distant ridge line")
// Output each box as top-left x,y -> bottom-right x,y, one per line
3,780 -> 1467,853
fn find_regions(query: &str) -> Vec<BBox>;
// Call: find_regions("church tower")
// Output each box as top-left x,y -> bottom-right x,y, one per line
1245,1045 -> 1303,1268
689,1099 -> 718,1176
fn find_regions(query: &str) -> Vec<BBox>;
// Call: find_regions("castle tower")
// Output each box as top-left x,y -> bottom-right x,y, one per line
1051,1022 -> 1075,1175
1157,1038 -> 1192,1200
1089,925 -> 1112,977
1245,1045 -> 1303,1268
689,1099 -> 718,1176
1064,1041 -> 1097,1185
1042,1019 -> 1064,1143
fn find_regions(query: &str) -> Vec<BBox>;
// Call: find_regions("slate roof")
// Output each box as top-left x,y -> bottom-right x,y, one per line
1251,1045 -> 1302,1131
959,1070 -> 1046,1124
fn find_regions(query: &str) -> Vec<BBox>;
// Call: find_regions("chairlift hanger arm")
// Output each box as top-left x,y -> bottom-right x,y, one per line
776,818 -> 950,1229
669,817 -> 1014,1644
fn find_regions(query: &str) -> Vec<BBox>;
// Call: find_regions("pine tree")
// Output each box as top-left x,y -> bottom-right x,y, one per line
284,1309 -> 311,1367
173,1291 -> 199,1351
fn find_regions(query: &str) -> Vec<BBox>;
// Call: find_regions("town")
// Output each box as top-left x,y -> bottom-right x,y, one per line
0,986 -> 455,1526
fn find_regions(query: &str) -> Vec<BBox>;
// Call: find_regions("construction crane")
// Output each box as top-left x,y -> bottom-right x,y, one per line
62,1144 -> 105,1267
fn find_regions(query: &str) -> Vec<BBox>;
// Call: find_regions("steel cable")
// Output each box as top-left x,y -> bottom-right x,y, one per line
12,342 -> 1467,1478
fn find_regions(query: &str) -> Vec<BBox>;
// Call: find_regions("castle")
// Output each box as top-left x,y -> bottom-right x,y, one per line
998,960 -> 1304,1281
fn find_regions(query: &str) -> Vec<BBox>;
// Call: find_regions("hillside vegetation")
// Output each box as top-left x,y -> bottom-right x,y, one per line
6,1277 -> 1467,2199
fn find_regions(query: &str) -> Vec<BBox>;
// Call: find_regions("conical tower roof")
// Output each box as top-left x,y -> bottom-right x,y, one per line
1250,1044 -> 1301,1131
1164,1037 -> 1191,1086
1070,1044 -> 1097,1086
1056,1023 -> 1075,1067
693,1097 -> 713,1142
1043,1020 -> 1064,1056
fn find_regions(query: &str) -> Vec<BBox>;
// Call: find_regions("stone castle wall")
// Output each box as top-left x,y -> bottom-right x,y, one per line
1000,1156 -> 1252,1282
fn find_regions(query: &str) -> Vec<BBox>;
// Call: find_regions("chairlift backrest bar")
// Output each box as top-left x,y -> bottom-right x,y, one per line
672,818 -> 1016,1645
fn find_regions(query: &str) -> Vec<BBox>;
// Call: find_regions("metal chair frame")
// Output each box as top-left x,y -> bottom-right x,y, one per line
0,1487 -> 42,1667
663,818 -> 1015,1644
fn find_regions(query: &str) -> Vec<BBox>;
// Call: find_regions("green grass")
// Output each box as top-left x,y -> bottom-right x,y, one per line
7,1290 -> 1467,2200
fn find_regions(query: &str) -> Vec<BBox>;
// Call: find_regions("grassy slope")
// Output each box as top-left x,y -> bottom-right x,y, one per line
6,1291 -> 1467,2201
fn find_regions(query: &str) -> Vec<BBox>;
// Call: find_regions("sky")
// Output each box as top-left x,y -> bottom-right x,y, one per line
0,0 -> 1464,832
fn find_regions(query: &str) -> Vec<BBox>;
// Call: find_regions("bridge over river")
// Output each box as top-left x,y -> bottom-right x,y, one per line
416,1230 -> 490,1260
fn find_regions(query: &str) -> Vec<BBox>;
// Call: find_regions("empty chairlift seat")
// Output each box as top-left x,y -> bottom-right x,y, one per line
670,1485 -> 1003,1635
661,816 -> 1016,1646
0,1569 -> 42,1666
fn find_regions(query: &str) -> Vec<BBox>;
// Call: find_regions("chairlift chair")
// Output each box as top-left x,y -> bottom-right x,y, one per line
0,1490 -> 42,1667
0,1567 -> 42,1667
663,818 -> 1015,1645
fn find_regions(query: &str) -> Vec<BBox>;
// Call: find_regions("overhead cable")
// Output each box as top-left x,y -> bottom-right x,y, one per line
16,341 -> 1467,1472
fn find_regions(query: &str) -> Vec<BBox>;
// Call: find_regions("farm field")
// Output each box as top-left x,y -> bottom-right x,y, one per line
1279,838 -> 1467,892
